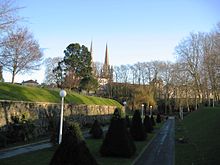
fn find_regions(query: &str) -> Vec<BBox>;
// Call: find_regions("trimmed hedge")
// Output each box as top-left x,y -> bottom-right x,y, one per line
89,120 -> 103,139
50,122 -> 98,165
143,115 -> 153,133
156,114 -> 162,123
130,110 -> 147,141
100,109 -> 136,158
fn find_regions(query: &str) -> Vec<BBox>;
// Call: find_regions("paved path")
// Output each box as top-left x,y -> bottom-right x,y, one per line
0,128 -> 107,159
0,140 -> 52,159
133,116 -> 175,165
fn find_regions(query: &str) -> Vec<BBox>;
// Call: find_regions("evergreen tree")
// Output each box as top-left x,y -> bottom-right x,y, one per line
156,113 -> 162,123
89,119 -> 103,139
150,115 -> 156,126
100,108 -> 136,158
130,110 -> 147,141
55,43 -> 98,90
125,115 -> 131,128
143,115 -> 153,133
50,122 -> 98,165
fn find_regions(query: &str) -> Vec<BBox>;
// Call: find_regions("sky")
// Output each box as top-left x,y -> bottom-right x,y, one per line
2,0 -> 220,83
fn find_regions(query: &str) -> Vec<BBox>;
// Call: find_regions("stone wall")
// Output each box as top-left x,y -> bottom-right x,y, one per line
0,100 -> 118,135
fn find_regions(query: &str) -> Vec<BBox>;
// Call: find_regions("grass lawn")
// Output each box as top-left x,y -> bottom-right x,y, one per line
0,82 -> 121,107
0,123 -> 163,165
175,107 -> 220,165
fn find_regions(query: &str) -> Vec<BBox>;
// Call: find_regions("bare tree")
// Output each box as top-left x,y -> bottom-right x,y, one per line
44,57 -> 62,86
0,0 -> 21,33
93,61 -> 103,78
175,32 -> 205,103
0,27 -> 43,83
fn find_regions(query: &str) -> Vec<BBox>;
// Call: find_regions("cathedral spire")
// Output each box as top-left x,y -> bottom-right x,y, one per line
90,40 -> 93,63
102,43 -> 110,78
104,43 -> 109,66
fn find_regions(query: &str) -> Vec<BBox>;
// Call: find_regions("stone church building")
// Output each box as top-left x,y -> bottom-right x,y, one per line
90,42 -> 113,88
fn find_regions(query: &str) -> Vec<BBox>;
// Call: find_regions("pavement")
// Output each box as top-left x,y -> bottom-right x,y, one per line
132,116 -> 175,165
0,128 -> 100,159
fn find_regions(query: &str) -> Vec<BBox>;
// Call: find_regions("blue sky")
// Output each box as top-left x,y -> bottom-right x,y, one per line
3,0 -> 220,83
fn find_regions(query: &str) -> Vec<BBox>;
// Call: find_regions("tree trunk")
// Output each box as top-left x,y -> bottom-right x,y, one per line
11,70 -> 16,84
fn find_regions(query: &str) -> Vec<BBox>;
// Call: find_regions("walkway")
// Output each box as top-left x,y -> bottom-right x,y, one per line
132,116 -> 175,165
0,128 -> 100,159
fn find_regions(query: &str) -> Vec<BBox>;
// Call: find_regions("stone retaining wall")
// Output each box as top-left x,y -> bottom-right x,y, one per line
0,100 -> 118,136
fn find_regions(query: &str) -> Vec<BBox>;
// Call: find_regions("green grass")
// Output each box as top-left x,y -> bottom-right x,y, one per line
0,82 -> 121,107
175,107 -> 220,165
0,123 -> 163,165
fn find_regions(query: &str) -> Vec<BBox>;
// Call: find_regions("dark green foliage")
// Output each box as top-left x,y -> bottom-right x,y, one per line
0,132 -> 7,147
156,114 -> 162,123
112,107 -> 125,119
150,115 -> 156,126
125,115 -> 131,128
50,122 -> 98,165
53,43 -> 94,89
100,114 -> 136,158
66,121 -> 84,141
130,110 -> 147,141
79,75 -> 98,92
143,115 -> 153,133
45,111 -> 59,145
5,114 -> 36,144
89,120 -> 103,139
63,43 -> 92,77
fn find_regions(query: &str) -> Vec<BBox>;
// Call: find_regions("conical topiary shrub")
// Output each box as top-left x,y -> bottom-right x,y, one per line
100,108 -> 136,158
50,122 -> 98,165
150,115 -> 156,126
125,115 -> 131,128
89,119 -> 103,139
130,110 -> 147,141
156,114 -> 162,123
143,115 -> 153,133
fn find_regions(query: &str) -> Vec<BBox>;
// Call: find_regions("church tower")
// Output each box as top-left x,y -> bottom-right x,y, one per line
90,41 -> 97,76
102,43 -> 110,78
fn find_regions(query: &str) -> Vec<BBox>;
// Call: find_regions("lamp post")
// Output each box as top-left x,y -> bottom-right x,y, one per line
149,105 -> 152,116
210,93 -> 214,107
141,104 -> 144,123
123,101 -> 127,115
59,89 -> 67,144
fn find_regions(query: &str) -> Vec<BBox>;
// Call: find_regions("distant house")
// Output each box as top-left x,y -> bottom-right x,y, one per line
22,80 -> 39,86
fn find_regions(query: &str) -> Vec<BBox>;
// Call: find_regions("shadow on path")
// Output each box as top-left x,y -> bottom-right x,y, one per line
133,116 -> 175,165
0,127 -> 108,159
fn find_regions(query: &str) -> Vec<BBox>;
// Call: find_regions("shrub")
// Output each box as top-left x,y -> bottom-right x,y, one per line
143,115 -> 153,133
46,112 -> 59,145
130,110 -> 147,141
0,132 -> 7,148
50,122 -> 98,165
6,115 -> 36,143
125,115 -> 131,128
156,114 -> 162,123
150,115 -> 156,126
66,121 -> 84,141
100,109 -> 136,158
112,107 -> 125,118
89,120 -> 103,139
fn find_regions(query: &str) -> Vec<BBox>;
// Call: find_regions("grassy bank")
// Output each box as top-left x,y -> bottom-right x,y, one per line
0,123 -> 163,165
0,82 -> 121,107
175,107 -> 220,165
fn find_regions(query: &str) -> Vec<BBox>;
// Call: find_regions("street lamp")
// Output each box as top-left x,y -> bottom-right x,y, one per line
141,104 -> 144,123
59,89 -> 67,144
149,105 -> 153,116
210,93 -> 215,107
123,101 -> 127,115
